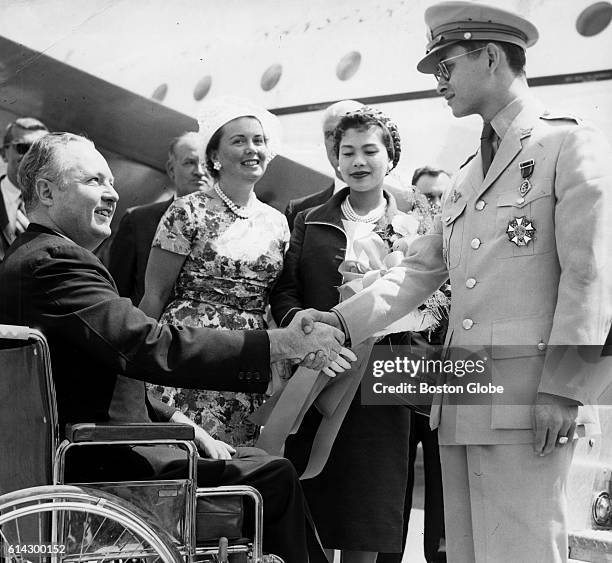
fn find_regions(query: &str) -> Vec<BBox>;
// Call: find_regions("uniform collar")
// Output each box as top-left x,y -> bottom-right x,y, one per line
490,95 -> 541,140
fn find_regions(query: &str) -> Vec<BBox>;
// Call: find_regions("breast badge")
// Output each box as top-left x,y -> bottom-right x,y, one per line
507,216 -> 535,247
519,159 -> 535,196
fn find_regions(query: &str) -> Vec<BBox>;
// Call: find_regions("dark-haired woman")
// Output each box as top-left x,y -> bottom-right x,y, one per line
140,99 -> 289,451
270,107 -> 434,563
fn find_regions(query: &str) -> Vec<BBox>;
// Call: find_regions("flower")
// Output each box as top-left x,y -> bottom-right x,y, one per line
338,213 -> 449,337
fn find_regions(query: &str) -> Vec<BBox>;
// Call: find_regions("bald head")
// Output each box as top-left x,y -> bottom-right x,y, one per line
322,100 -> 363,178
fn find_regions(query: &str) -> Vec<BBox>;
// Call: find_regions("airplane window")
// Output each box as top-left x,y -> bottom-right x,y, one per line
194,76 -> 212,101
261,64 -> 283,91
576,2 -> 612,36
151,83 -> 168,102
336,51 -> 361,81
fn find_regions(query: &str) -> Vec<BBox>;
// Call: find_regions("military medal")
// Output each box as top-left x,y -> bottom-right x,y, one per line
519,159 -> 535,197
506,216 -> 536,247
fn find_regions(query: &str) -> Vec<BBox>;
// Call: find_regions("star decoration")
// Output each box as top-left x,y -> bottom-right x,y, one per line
506,216 -> 535,247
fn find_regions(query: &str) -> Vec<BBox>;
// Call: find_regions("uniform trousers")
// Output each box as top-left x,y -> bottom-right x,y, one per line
64,445 -> 309,563
439,442 -> 575,563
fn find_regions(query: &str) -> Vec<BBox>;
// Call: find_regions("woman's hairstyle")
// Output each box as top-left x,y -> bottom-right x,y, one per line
333,106 -> 402,169
204,116 -> 271,179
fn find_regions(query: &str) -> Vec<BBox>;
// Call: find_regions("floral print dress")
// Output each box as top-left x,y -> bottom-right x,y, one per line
148,190 -> 289,446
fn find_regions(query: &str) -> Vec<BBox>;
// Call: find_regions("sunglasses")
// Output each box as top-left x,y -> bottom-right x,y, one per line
5,142 -> 33,156
434,47 -> 487,82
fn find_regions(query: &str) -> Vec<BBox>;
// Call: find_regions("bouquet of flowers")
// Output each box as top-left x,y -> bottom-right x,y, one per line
338,211 -> 449,339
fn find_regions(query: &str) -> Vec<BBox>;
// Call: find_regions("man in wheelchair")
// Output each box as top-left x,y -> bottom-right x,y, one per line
0,132 -> 353,563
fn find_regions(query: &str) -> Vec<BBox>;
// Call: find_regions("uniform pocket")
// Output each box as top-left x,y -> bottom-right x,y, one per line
495,186 -> 554,259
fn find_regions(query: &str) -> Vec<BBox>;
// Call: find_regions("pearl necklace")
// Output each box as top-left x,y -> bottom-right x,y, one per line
341,196 -> 386,223
214,183 -> 251,219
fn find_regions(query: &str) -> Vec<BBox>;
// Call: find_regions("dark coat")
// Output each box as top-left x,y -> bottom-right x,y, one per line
0,224 -> 270,434
284,183 -> 334,231
107,198 -> 173,304
270,188 -> 411,553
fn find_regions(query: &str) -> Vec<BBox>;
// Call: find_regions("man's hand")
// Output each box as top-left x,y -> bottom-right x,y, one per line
299,308 -> 342,334
269,309 -> 352,373
532,392 -> 578,456
170,411 -> 235,459
193,427 -> 236,460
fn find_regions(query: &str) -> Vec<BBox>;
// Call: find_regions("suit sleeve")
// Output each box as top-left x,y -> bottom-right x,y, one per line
333,224 -> 449,346
270,211 -> 307,327
538,122 -> 612,404
108,209 -> 137,299
34,243 -> 271,392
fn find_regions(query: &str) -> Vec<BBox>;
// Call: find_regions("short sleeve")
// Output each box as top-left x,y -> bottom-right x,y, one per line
152,196 -> 197,256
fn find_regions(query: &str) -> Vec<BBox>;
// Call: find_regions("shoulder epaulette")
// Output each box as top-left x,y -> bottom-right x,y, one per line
540,109 -> 582,125
459,152 -> 477,169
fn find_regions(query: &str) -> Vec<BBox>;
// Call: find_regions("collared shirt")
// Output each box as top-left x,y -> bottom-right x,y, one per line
490,95 -> 535,143
333,176 -> 348,194
0,175 -> 23,236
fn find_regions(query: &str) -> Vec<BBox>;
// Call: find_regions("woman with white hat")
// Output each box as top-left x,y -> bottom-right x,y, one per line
140,97 -> 290,454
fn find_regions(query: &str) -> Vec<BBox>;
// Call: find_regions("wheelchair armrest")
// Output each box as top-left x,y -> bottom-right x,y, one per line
65,423 -> 195,443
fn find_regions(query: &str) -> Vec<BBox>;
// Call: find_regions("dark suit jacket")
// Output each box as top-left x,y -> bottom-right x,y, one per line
108,198 -> 173,304
0,224 -> 270,435
284,183 -> 334,231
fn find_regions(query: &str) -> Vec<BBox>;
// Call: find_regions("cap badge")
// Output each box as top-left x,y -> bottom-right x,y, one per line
506,216 -> 535,247
518,159 -> 535,197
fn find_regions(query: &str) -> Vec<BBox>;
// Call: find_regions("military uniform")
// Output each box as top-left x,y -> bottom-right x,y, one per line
334,2 -> 612,562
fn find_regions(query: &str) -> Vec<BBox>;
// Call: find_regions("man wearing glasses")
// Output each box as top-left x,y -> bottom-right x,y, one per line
0,117 -> 49,261
327,1 -> 612,561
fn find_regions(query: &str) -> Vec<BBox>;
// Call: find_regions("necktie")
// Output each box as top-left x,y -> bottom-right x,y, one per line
15,195 -> 29,236
480,122 -> 497,176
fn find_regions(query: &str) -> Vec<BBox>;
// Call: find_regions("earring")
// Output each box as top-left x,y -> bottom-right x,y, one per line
213,161 -> 222,171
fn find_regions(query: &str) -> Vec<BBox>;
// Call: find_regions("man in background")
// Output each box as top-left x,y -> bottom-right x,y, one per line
285,99 -> 362,230
0,116 -> 49,261
412,166 -> 452,211
108,131 -> 209,303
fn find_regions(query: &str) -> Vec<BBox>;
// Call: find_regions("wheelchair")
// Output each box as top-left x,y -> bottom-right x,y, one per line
0,324 -> 283,563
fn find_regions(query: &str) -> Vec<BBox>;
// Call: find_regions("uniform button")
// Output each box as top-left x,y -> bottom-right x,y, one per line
516,197 -> 525,204
238,373 -> 244,380
475,200 -> 486,211
254,373 -> 261,381
466,278 -> 477,288
471,238 -> 481,249
246,373 -> 252,381
537,341 -> 546,351
462,318 -> 474,330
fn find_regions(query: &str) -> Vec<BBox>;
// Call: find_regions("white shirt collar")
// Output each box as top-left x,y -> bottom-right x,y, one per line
334,176 -> 347,194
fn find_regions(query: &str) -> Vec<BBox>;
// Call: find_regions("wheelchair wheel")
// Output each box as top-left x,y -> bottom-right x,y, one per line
0,485 -> 183,563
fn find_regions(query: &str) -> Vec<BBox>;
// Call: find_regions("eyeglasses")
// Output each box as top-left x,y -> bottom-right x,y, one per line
5,142 -> 33,156
434,47 -> 487,82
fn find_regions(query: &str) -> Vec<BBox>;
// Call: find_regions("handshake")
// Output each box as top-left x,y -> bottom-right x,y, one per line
269,309 -> 356,376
